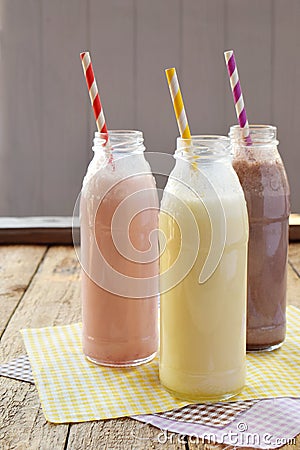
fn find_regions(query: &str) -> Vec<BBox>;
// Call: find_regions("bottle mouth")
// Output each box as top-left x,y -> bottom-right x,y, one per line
95,130 -> 143,139
93,130 -> 145,153
229,125 -> 279,146
175,135 -> 231,160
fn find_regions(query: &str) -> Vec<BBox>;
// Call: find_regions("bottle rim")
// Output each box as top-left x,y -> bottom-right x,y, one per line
229,124 -> 279,146
176,135 -> 231,161
93,130 -> 145,153
95,129 -> 143,139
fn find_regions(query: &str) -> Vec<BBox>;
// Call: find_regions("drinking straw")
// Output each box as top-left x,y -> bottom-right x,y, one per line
165,68 -> 197,170
80,51 -> 113,162
224,50 -> 252,145
165,68 -> 191,139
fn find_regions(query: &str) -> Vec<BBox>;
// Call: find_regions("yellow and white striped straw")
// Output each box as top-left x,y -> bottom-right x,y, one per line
165,68 -> 191,139
165,68 -> 198,169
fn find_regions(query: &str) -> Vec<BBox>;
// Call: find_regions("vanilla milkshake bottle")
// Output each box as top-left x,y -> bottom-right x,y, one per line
159,136 -> 249,401
80,131 -> 159,366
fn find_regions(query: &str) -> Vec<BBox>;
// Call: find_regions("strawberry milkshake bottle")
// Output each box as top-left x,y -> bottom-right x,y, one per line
80,130 -> 159,366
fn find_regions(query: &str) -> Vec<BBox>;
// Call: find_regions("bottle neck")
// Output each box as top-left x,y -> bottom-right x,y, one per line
175,135 -> 231,164
229,125 -> 279,161
229,125 -> 278,146
93,130 -> 145,155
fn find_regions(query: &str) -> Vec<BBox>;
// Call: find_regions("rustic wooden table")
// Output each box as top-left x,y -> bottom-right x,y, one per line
0,243 -> 300,450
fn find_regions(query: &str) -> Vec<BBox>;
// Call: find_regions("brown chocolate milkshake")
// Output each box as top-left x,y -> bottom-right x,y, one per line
230,125 -> 290,351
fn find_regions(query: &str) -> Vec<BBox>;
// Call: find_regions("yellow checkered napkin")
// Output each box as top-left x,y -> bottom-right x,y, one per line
21,306 -> 300,424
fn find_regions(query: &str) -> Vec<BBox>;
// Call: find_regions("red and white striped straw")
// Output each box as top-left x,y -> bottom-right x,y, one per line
80,51 -> 108,136
224,50 -> 252,144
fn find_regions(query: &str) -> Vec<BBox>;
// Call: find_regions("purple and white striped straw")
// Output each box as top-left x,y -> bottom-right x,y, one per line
224,50 -> 252,144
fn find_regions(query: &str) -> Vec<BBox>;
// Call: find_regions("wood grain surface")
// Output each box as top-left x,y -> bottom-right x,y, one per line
0,244 -> 299,449
0,216 -> 298,245
1,0 -> 300,215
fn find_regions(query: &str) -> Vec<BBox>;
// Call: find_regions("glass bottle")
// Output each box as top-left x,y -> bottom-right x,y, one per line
80,130 -> 159,366
230,125 -> 290,351
159,136 -> 248,401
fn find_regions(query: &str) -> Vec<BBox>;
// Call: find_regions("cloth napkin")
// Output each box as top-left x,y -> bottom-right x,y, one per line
20,305 -> 300,424
135,398 -> 300,449
155,399 -> 258,427
1,356 -> 299,448
0,354 -> 256,427
0,354 -> 33,383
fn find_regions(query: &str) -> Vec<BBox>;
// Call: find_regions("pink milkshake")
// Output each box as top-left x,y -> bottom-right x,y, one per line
80,131 -> 159,366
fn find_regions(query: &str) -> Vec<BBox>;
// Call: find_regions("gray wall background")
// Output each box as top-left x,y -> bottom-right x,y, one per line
0,0 -> 299,216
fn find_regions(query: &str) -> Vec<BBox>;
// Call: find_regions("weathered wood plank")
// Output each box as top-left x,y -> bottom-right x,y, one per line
0,245 -> 184,449
0,217 -> 79,229
0,217 -> 80,245
0,216 -> 298,244
90,0 -> 135,131
135,0 -> 181,153
182,0 -> 226,135
0,229 -> 78,246
0,246 -> 47,336
0,0 -> 42,216
1,244 -> 299,449
0,246 -> 81,449
289,214 -> 300,242
67,417 -> 185,449
287,260 -> 300,308
288,243 -> 300,280
1,1 -> 300,217
225,0 -> 273,126
273,0 -> 300,213
0,379 -> 67,450
41,0 -> 89,216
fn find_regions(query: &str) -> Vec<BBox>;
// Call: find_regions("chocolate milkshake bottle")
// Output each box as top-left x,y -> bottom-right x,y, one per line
230,125 -> 290,351
80,130 -> 159,366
